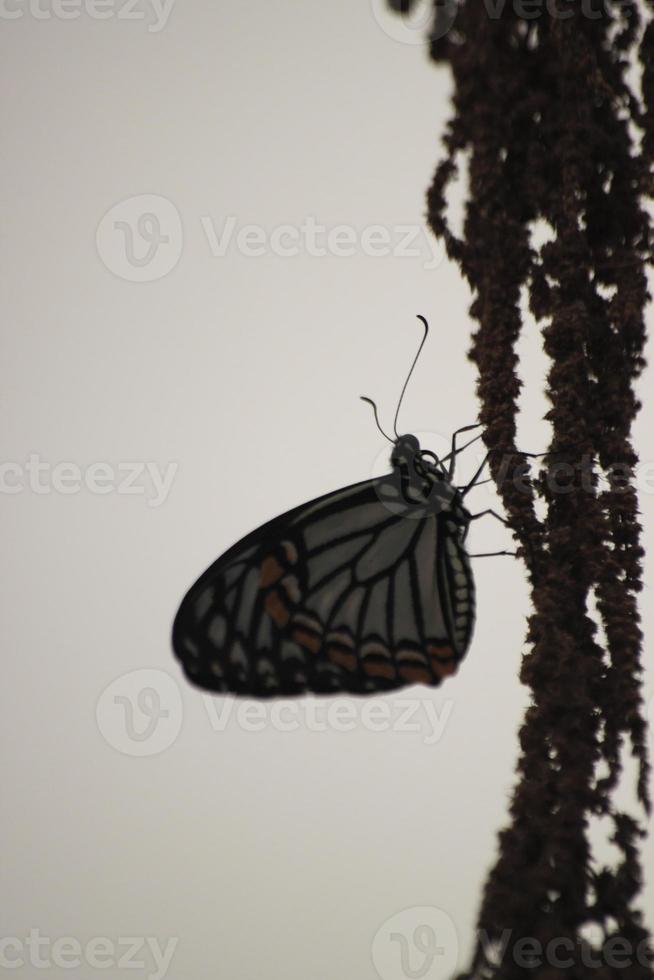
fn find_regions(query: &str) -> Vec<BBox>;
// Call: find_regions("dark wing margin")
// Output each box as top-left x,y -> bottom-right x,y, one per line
437,516 -> 476,659
172,478 -> 475,697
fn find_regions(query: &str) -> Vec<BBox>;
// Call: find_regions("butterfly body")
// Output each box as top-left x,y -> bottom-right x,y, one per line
173,433 -> 476,698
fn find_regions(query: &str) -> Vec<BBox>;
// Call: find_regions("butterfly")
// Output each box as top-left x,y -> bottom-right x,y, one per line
172,316 -> 503,698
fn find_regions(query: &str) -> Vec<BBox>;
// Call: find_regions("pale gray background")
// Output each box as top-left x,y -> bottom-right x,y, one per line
3,2 -> 653,979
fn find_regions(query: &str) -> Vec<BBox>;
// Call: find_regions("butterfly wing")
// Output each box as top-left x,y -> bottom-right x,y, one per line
172,475 -> 475,697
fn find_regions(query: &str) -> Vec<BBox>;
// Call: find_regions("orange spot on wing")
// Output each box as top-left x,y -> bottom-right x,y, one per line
427,644 -> 457,678
398,665 -> 432,685
327,647 -> 357,672
397,649 -> 428,667
363,660 -> 396,680
292,627 -> 321,654
264,590 -> 290,626
427,643 -> 455,661
260,556 -> 284,587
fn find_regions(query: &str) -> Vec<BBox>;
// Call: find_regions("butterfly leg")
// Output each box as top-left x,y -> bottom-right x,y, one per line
468,508 -> 508,526
462,478 -> 492,490
459,445 -> 566,494
460,505 -> 507,543
456,446 -> 542,495
443,423 -> 484,480
468,549 -> 517,558
459,451 -> 492,496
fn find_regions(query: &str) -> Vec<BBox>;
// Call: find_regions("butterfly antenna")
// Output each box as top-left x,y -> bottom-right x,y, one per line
393,314 -> 429,439
360,396 -> 394,444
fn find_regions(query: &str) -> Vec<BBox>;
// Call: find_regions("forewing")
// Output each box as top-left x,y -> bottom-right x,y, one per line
173,477 -> 474,697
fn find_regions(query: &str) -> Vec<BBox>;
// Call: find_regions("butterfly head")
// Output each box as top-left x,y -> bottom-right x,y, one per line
391,433 -> 421,467
391,433 -> 446,479
386,432 -> 470,521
